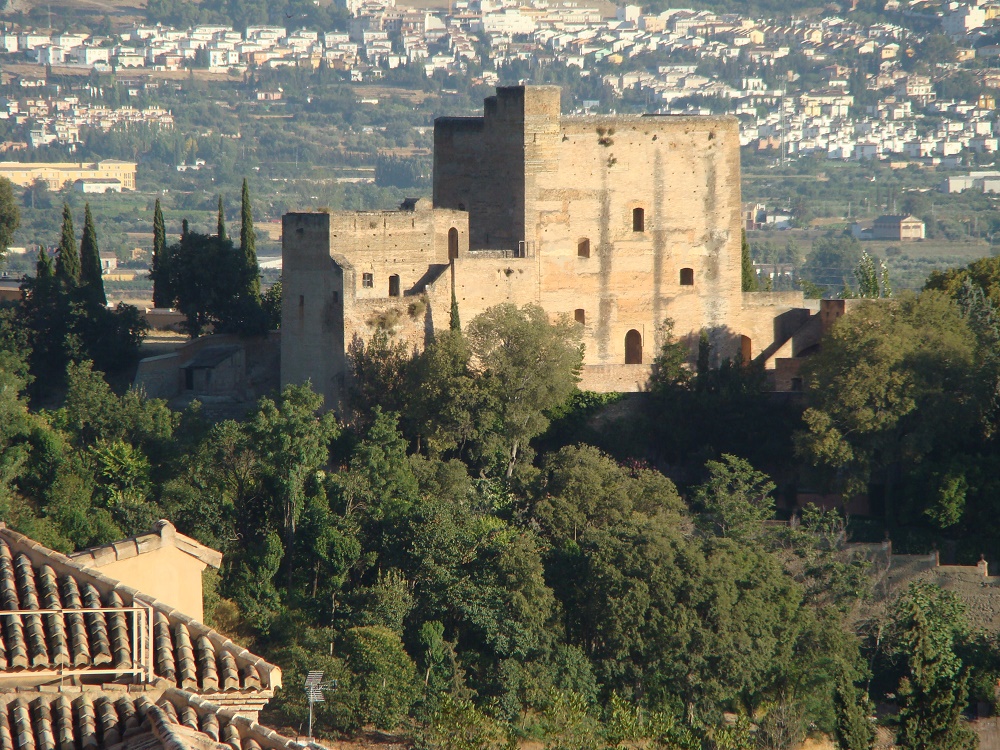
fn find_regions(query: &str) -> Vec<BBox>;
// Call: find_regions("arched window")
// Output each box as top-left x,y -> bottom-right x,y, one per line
680,268 -> 694,286
632,207 -> 645,232
625,329 -> 642,364
389,274 -> 400,297
577,238 -> 590,258
448,227 -> 459,259
574,309 -> 586,325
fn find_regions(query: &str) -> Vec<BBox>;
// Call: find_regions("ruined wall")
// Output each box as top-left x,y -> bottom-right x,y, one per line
282,208 -> 467,409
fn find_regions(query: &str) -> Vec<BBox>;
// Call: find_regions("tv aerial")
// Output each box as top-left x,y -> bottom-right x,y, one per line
304,670 -> 336,741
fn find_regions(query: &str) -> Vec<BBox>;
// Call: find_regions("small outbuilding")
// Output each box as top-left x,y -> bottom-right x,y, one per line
872,214 -> 925,241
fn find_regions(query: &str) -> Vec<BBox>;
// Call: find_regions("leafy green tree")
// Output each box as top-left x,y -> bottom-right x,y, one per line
22,250 -> 70,392
418,694 -> 510,750
893,582 -> 977,750
262,280 -> 281,330
405,330 -> 481,458
834,667 -> 876,750
159,229 -> 258,336
854,251 -> 890,299
466,303 -> 583,477
334,408 -> 419,525
794,292 -> 976,528
564,512 -> 803,722
693,454 -> 776,539
79,204 -> 107,307
151,198 -> 170,308
346,328 -> 411,425
55,203 -> 79,284
801,234 -> 863,292
265,624 -> 361,736
927,255 -> 1000,305
0,176 -> 20,264
22,178 -> 51,211
0,352 -> 38,512
914,34 -> 957,67
533,444 -> 682,544
243,384 -> 338,589
648,318 -> 691,391
341,625 -> 419,730
225,530 -> 284,634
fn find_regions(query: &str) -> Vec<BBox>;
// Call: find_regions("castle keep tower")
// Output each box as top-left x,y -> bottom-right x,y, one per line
282,85 -> 808,407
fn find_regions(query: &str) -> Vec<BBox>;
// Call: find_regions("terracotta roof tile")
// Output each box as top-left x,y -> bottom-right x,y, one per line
0,528 -> 281,699
0,689 -> 306,750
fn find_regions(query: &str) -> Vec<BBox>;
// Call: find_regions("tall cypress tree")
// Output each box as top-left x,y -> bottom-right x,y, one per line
217,195 -> 227,241
741,229 -> 758,292
25,247 -> 65,395
450,288 -> 461,331
33,247 -> 56,308
240,178 -> 260,299
79,203 -> 106,306
55,203 -> 79,284
35,246 -> 53,282
152,198 -> 169,308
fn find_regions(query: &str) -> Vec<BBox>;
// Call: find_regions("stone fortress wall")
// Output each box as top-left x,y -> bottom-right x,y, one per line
282,85 -> 820,409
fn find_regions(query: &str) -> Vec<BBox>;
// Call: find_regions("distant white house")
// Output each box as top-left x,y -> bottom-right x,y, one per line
73,177 -> 122,193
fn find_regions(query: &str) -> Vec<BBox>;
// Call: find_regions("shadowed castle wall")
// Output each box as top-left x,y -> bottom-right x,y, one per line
281,207 -> 466,408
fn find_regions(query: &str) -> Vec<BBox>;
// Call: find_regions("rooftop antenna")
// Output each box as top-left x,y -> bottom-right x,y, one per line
304,670 -> 335,742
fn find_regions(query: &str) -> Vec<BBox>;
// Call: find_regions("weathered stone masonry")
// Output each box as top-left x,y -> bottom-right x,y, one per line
282,85 -> 818,408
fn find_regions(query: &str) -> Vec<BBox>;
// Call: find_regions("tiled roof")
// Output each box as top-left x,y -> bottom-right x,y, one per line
0,685 -> 307,750
69,521 -> 223,570
0,526 -> 280,699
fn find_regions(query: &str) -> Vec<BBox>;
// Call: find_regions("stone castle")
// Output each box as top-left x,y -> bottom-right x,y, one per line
281,85 -> 822,408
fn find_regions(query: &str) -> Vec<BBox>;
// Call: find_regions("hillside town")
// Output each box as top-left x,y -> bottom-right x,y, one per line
0,1 -> 996,161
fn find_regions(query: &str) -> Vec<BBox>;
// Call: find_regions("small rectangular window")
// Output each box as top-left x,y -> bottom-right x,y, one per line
577,239 -> 590,258
298,295 -> 304,321
362,272 -> 374,288
680,268 -> 694,286
574,309 -> 586,325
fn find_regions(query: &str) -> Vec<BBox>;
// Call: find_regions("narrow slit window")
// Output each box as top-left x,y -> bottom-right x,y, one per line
362,272 -> 374,288
577,238 -> 590,258
680,268 -> 694,286
298,295 -> 304,321
389,274 -> 400,297
448,227 -> 459,259
632,207 -> 645,232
